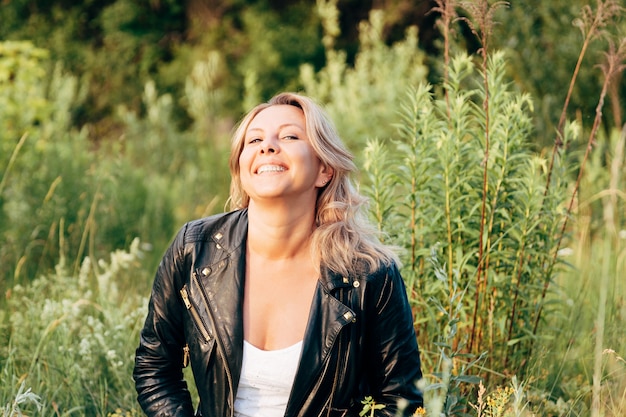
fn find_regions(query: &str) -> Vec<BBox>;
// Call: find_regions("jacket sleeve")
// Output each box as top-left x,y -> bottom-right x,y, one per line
365,263 -> 423,416
133,225 -> 195,417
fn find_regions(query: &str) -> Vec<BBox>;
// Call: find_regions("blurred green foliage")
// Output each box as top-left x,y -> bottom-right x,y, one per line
0,41 -> 179,290
301,4 -> 428,148
0,0 -> 185,131
1,0 -> 623,145
0,42 -> 50,142
492,0 -> 626,146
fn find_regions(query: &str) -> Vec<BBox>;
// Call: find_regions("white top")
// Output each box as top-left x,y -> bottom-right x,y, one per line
234,340 -> 303,417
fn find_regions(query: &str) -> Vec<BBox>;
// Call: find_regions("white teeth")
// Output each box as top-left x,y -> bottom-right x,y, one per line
257,165 -> 285,174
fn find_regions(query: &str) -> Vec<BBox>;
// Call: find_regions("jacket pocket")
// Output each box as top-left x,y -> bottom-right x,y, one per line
180,284 -> 212,343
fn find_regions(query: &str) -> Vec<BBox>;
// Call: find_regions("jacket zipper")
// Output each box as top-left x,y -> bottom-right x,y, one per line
191,270 -> 236,417
180,285 -> 212,343
311,327 -> 349,417
183,344 -> 190,368
298,293 -> 353,417
325,289 -> 349,417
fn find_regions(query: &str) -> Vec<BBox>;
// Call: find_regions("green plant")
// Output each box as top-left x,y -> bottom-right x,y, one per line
359,396 -> 386,417
300,0 -> 428,150
360,1 -> 626,414
419,246 -> 484,415
1,382 -> 42,417
363,49 -> 571,370
1,239 -> 149,416
0,41 -> 181,291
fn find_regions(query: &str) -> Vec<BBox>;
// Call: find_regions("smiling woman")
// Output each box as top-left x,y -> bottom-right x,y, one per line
237,104 -> 330,210
133,92 -> 424,417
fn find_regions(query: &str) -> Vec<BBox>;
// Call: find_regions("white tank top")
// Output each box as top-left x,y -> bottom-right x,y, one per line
234,340 -> 303,417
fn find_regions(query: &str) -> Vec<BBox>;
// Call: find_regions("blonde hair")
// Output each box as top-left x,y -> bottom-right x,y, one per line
229,92 -> 399,276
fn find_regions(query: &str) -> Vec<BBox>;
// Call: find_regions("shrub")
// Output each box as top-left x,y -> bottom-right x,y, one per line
1,240 -> 149,416
0,41 -> 177,292
300,0 -> 428,149
362,50 -> 576,410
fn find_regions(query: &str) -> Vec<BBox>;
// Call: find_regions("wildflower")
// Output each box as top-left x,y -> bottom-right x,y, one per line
413,406 -> 427,416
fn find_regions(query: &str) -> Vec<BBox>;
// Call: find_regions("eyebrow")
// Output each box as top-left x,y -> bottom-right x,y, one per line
246,123 -> 304,134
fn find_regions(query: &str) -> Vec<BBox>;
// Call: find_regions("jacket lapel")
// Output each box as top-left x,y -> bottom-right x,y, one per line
287,271 -> 355,416
193,210 -> 248,390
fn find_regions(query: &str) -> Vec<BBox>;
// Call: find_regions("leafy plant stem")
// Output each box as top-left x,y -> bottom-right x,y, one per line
504,247 -> 528,369
469,0 -> 492,355
434,0 -> 457,120
444,163 -> 454,306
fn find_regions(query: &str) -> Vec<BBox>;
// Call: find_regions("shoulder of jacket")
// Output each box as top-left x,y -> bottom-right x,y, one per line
357,260 -> 401,289
322,259 -> 400,291
179,209 -> 247,245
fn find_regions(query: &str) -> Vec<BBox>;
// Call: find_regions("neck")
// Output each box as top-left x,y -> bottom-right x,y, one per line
246,200 -> 317,261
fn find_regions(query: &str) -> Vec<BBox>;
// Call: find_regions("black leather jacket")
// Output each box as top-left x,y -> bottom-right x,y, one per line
133,209 -> 423,417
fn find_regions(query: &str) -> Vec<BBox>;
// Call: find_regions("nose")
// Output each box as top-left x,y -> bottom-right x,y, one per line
260,136 -> 279,154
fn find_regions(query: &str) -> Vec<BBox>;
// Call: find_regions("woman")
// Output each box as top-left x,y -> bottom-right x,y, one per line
133,92 -> 423,417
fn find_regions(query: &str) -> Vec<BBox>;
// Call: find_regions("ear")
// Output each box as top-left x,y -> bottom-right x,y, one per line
316,165 -> 334,188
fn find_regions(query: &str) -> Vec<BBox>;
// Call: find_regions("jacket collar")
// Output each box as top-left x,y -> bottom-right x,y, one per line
205,208 -> 248,257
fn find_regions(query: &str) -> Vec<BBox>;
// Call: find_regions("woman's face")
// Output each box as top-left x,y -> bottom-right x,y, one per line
238,105 -> 329,206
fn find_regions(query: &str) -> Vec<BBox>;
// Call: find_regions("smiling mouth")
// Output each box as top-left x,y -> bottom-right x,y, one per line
256,165 -> 286,174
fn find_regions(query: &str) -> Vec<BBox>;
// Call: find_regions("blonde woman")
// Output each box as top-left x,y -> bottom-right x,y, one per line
133,92 -> 423,417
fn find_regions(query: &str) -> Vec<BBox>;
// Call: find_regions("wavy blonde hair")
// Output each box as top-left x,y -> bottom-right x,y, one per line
229,92 -> 399,276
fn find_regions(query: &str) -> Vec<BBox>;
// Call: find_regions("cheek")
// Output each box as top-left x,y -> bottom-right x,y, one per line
238,150 -> 252,172
238,150 -> 256,192
295,146 -> 320,168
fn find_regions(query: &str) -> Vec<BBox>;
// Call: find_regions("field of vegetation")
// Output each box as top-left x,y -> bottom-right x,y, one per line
1,0 -> 625,416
